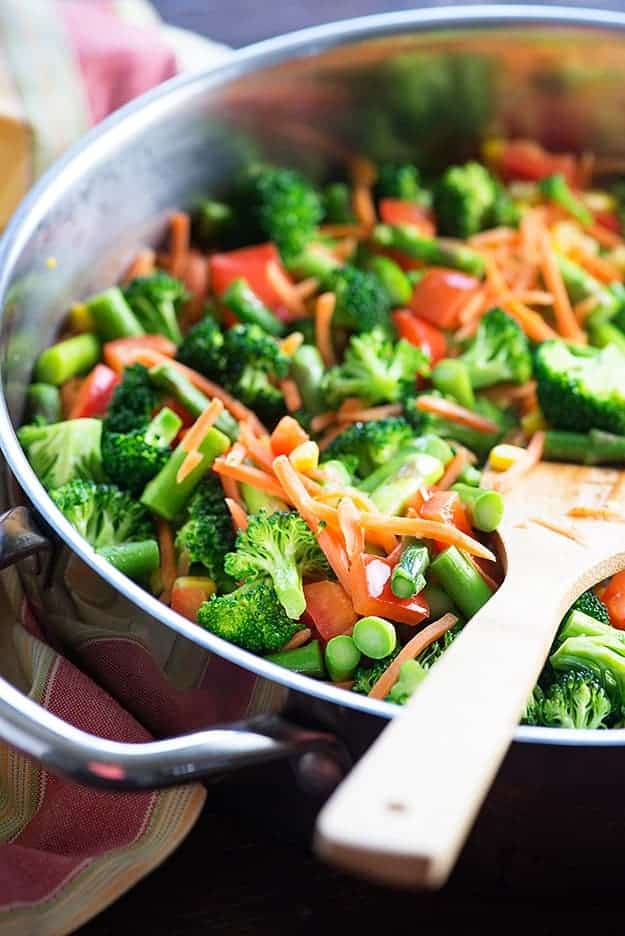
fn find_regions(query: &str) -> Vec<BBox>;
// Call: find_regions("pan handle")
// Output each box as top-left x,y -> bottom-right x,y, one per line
0,506 -> 347,791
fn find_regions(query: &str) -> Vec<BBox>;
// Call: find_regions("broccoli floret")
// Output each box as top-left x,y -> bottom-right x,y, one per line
322,328 -> 429,408
352,650 -> 399,695
458,307 -> 532,389
224,510 -> 329,619
403,392 -> 511,460
522,671 -> 612,729
386,659 -> 427,705
176,317 -> 225,377
434,161 -> 519,238
535,340 -> 625,435
102,407 -> 181,495
175,474 -> 235,584
322,182 -> 355,224
374,162 -> 424,202
229,165 -> 322,261
18,419 -> 104,490
570,590 -> 610,626
322,417 -> 415,478
328,265 -> 392,335
198,580 -> 302,653
222,324 -> 289,425
538,174 -> 592,226
50,479 -> 153,547
123,272 -> 189,345
103,363 -> 159,435
417,620 -> 464,669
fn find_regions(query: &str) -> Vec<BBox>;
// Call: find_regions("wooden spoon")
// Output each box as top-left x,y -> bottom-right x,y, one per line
315,461 -> 625,889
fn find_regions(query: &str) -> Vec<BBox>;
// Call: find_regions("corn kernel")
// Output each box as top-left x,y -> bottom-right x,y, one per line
488,443 -> 527,472
289,440 -> 319,473
69,302 -> 94,334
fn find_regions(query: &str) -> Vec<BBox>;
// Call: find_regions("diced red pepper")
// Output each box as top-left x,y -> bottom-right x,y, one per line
392,310 -> 447,365
303,581 -> 358,642
420,491 -> 472,552
499,140 -> 577,185
210,243 -> 289,310
410,268 -> 479,330
594,210 -> 622,235
350,553 -> 430,626
68,364 -> 120,419
171,576 -> 216,622
378,198 -> 435,236
602,572 -> 625,630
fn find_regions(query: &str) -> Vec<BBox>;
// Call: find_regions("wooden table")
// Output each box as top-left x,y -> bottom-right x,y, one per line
82,3 -> 624,931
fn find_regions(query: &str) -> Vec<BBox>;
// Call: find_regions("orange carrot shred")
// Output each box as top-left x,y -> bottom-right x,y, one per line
539,232 -> 588,341
318,424 -> 347,452
282,628 -> 313,652
281,378 -> 302,413
337,497 -> 365,561
176,450 -> 203,484
436,450 -> 469,491
368,613 -> 459,699
180,398 -> 224,453
415,395 -> 499,433
310,411 -> 337,433
238,424 -> 276,474
584,221 -> 623,249
357,513 -> 496,561
266,260 -> 306,318
352,185 -> 376,230
225,497 -> 248,532
489,430 -> 545,494
169,212 -> 190,278
280,332 -> 304,356
337,403 -> 404,424
315,292 -> 337,367
213,459 -> 286,500
156,518 -> 177,606
122,248 -> 155,283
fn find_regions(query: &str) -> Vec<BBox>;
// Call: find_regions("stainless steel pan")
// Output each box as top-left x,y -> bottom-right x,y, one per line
1,6 -> 625,812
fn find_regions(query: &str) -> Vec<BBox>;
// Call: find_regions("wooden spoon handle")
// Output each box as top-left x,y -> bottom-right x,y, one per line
315,525 -> 606,889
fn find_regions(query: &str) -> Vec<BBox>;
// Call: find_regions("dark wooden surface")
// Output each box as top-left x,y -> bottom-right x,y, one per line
80,3 -> 625,932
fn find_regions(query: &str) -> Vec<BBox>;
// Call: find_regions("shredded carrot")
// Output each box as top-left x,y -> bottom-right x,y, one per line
180,398 -> 224,454
128,349 -> 266,436
219,444 -> 245,506
168,212 -> 190,278
318,424 -> 347,451
315,292 -> 337,367
156,518 -> 177,605
282,628 -> 313,652
568,505 -> 625,522
213,459 -> 286,500
489,430 -> 545,494
466,554 -> 500,592
266,260 -> 306,318
176,450 -> 203,483
225,497 -> 248,532
180,250 -> 209,326
349,155 -> 377,188
527,516 -> 584,544
280,332 -> 304,356
293,278 -> 319,301
313,489 -> 396,552
352,185 -> 376,230
319,223 -> 368,239
122,248 -> 155,283
436,450 -> 468,491
585,221 -> 623,249
357,513 -> 496,561
482,381 -> 537,406
485,256 -> 557,342
514,290 -> 553,306
337,403 -> 404,424
415,395 -> 499,433
338,498 -> 365,561
239,424 -> 276,474
331,237 -> 357,261
573,295 -> 598,322
310,411 -> 337,433
281,378 -> 302,413
569,247 -> 622,284
469,227 -> 517,247
368,613 -> 459,700
458,287 -> 488,325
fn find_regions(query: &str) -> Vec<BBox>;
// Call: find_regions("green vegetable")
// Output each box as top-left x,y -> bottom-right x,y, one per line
359,439 -> 450,493
322,327 -> 428,408
290,344 -> 325,414
35,333 -> 101,386
433,161 -> 519,238
371,223 -> 485,277
148,361 -> 239,440
353,616 -> 397,660
538,173 -> 592,225
587,318 -> 625,356
266,639 -> 325,677
352,650 -> 399,695
176,316 -> 225,377
417,620 -> 464,669
50,479 -> 153,548
556,254 -> 614,307
18,419 -> 103,490
102,406 -> 182,495
543,428 -> 625,465
422,583 -> 457,619
86,287 -> 144,341
328,264 -> 393,335
523,671 -> 612,729
224,510 -> 329,619
431,358 -> 475,409
25,383 -> 62,424
322,417 -> 415,478
285,245 -> 340,283
386,659 -> 427,705
367,452 -> 443,516
97,539 -> 160,582
192,199 -> 232,246
375,162 -> 423,203
175,474 -> 236,586
228,165 -> 322,261
140,426 -> 230,521
535,340 -> 625,435
220,277 -> 284,336
198,580 -> 303,654
570,590 -> 610,626
559,609 -> 618,643
325,635 -> 362,682
391,542 -> 429,598
430,546 -> 493,618
451,483 -> 504,533
458,307 -> 532,389
241,481 -> 287,515
103,363 -> 159,435
322,182 -> 355,223
365,256 -> 412,306
123,272 -> 189,345
403,392 -> 511,460
456,463 -> 482,486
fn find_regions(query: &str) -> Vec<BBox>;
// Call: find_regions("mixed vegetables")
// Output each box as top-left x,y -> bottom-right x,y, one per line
19,140 -> 625,726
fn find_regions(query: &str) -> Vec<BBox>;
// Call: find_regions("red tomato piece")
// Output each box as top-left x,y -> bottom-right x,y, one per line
499,140 -> 577,184
378,198 -> 436,236
68,364 -> 120,419
303,581 -> 357,642
410,268 -> 479,330
210,243 -> 288,310
594,210 -> 622,235
350,553 -> 430,627
171,577 -> 215,622
392,310 -> 447,365
603,572 -> 625,630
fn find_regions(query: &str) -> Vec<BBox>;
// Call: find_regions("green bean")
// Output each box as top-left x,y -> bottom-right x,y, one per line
193,199 -> 232,245
35,333 -> 100,385
240,482 -> 287,515
430,546 -> 493,618
456,463 -> 482,487
366,255 -> 412,306
148,362 -> 239,440
353,616 -> 397,660
145,406 -> 182,447
325,635 -> 362,682
422,583 -> 457,619
290,344 -> 325,413
431,359 -> 475,410
87,287 -> 144,340
372,224 -> 486,277
451,483 -> 504,533
266,639 -> 325,677
25,383 -> 62,424
391,542 -> 429,598
97,539 -> 160,581
220,278 -> 284,336
285,247 -> 339,283
587,319 -> 625,355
